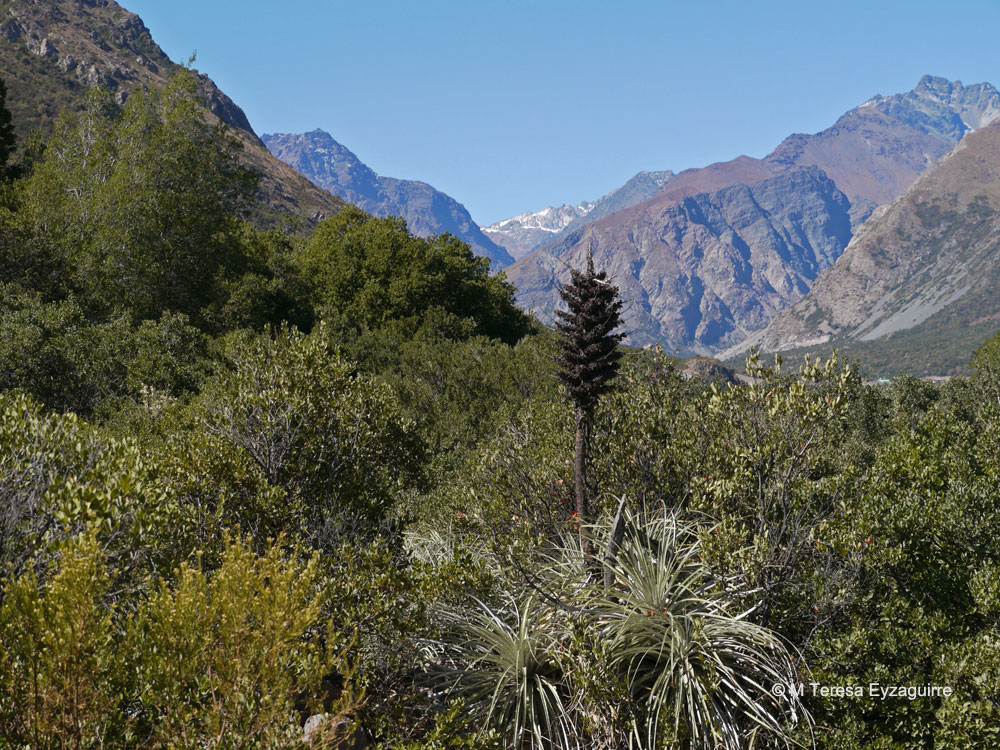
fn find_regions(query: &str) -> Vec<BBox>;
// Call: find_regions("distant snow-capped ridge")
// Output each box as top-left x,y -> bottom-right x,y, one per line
482,202 -> 598,260
487,202 -> 597,234
484,169 -> 674,260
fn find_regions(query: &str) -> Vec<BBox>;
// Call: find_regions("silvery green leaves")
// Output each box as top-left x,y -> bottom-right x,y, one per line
425,511 -> 806,750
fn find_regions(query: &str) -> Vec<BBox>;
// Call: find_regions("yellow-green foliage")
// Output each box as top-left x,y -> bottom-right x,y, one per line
130,537 -> 356,749
0,535 -> 359,750
0,534 -> 121,749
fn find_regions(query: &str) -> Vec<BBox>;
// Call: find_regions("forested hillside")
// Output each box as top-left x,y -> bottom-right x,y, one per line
0,0 -> 344,221
1,68 -> 1000,750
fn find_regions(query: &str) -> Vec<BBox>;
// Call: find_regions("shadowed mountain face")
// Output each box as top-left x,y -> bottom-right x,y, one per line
507,76 -> 1000,354
730,118 -> 1000,374
514,167 -> 853,355
262,130 -> 513,268
0,0 -> 345,222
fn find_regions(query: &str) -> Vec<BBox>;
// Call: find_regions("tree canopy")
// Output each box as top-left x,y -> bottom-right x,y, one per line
298,205 -> 532,344
6,73 -> 258,322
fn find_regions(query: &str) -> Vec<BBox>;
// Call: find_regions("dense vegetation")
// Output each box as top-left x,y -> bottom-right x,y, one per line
2,72 -> 999,749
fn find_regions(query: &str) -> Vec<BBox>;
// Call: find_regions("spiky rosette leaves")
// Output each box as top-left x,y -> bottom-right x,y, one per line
599,513 -> 807,750
555,253 -> 625,412
431,595 -> 577,750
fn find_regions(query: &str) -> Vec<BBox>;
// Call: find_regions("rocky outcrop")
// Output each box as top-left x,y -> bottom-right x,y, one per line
302,714 -> 369,748
263,130 -> 513,267
681,356 -> 738,384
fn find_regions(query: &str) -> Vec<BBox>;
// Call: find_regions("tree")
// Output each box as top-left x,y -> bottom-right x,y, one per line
193,324 -> 420,546
0,78 -> 15,180
13,72 -> 258,320
297,206 -> 532,345
971,329 -> 1000,410
554,250 -> 624,545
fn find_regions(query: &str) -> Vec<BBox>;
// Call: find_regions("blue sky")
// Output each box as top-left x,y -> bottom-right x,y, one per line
125,0 -> 1000,225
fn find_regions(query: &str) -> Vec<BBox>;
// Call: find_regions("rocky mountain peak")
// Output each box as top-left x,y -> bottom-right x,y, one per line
0,0 -> 345,220
2,0 -> 256,134
263,130 -> 514,267
861,75 -> 1000,140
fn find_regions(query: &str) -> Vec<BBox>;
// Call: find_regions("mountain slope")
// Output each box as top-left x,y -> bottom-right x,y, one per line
262,130 -> 513,267
514,167 -> 852,354
764,75 -> 1000,209
730,119 -> 1000,373
0,0 -> 344,221
484,169 -> 673,259
507,76 -> 1000,353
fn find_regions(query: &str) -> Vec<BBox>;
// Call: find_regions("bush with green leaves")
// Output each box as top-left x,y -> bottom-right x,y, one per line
416,389 -> 575,567
971,328 -> 1000,414
0,391 -> 171,583
130,537 -> 360,748
689,352 -> 855,634
376,331 -> 560,459
802,404 -> 1000,749
594,348 -> 699,512
0,286 -> 137,413
193,323 -> 420,545
7,73 -> 258,321
296,206 -> 531,345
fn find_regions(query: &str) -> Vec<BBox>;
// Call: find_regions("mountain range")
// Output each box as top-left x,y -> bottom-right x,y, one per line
261,130 -> 513,267
511,167 -> 853,352
504,75 -> 1000,357
4,0 -> 1000,373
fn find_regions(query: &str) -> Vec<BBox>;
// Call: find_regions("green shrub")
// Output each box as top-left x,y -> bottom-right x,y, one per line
193,324 -> 420,546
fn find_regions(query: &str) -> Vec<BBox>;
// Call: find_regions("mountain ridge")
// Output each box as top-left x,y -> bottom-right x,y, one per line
263,129 -> 513,267
725,118 -> 1000,374
513,166 -> 853,354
